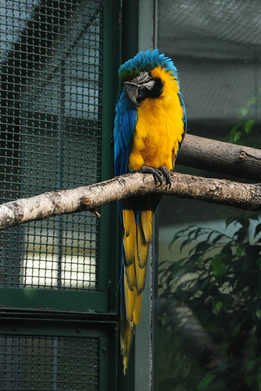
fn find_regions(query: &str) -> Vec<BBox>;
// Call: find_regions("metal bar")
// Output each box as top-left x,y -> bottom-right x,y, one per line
0,319 -> 117,338
0,288 -> 108,312
52,337 -> 58,391
56,60 -> 66,290
98,0 -> 121,297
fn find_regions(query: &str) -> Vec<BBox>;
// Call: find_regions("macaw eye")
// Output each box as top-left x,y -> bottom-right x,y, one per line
135,71 -> 151,84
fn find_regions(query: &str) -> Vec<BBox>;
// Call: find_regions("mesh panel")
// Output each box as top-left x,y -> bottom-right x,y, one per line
159,0 -> 261,60
0,335 -> 99,390
0,1 -> 104,290
158,0 -> 261,124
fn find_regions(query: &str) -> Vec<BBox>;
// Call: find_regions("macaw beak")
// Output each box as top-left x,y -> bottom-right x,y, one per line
124,71 -> 156,106
124,81 -> 140,106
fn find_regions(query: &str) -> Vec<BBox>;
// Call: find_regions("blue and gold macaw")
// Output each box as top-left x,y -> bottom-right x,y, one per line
113,49 -> 186,373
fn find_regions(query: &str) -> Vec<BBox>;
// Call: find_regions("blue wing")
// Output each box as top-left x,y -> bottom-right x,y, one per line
173,92 -> 187,169
114,90 -> 137,177
113,90 -> 138,306
178,92 -> 187,130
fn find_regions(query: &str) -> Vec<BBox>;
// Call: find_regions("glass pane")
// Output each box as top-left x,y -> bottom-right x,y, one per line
156,1 -> 261,390
0,1 -> 104,290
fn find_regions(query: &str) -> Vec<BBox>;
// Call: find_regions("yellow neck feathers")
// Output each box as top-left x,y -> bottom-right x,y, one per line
128,66 -> 184,171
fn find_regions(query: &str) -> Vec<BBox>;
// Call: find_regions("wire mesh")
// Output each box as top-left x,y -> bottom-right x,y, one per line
0,1 -> 104,290
158,0 -> 261,125
0,335 -> 99,391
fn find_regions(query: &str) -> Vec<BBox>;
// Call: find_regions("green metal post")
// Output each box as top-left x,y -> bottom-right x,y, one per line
99,0 -> 121,309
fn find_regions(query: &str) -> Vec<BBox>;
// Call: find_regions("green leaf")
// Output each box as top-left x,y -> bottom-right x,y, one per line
212,254 -> 226,277
256,309 -> 261,320
239,107 -> 248,117
246,360 -> 255,370
197,258 -> 204,267
214,253 -> 227,262
246,96 -> 258,107
236,247 -> 243,256
213,301 -> 223,315
197,373 -> 215,390
160,313 -> 170,327
244,119 -> 255,134
232,319 -> 245,337
229,124 -> 240,142
233,130 -> 242,143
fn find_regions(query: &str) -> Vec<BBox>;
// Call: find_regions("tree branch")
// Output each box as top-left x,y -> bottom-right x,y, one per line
0,172 -> 260,231
178,134 -> 261,181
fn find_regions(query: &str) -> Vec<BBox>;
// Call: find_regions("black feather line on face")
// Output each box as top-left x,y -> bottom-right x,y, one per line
124,71 -> 164,106
137,77 -> 163,103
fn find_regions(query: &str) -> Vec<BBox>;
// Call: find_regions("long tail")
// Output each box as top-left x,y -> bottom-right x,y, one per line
120,195 -> 159,374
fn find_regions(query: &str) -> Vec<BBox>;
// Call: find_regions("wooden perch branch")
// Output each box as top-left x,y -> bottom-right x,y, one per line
178,134 -> 261,181
0,172 -> 260,231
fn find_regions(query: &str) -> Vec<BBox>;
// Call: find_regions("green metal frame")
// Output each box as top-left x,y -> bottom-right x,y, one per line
0,288 -> 108,312
0,316 -> 118,391
99,0 -> 121,314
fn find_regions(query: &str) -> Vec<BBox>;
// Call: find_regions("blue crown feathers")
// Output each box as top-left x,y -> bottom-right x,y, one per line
119,49 -> 179,85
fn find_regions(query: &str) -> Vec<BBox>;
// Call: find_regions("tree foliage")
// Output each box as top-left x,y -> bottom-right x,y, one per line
229,89 -> 261,147
157,217 -> 261,390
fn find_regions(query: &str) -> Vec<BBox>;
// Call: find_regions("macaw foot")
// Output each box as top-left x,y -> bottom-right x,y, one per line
138,166 -> 162,185
138,165 -> 172,187
158,165 -> 172,188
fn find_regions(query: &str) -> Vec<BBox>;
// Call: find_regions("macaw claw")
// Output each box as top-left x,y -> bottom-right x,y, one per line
158,165 -> 172,188
139,165 -> 171,188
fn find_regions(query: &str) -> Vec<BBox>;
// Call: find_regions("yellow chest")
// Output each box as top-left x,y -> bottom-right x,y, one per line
128,67 -> 184,171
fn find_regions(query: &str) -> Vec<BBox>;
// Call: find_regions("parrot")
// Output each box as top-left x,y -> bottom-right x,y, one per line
113,49 -> 187,374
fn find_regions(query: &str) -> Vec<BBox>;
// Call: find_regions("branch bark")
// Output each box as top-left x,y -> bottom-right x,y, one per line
178,134 -> 261,181
0,172 -> 260,231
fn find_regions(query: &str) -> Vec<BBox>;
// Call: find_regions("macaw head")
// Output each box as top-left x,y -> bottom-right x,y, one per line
119,49 -> 180,107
